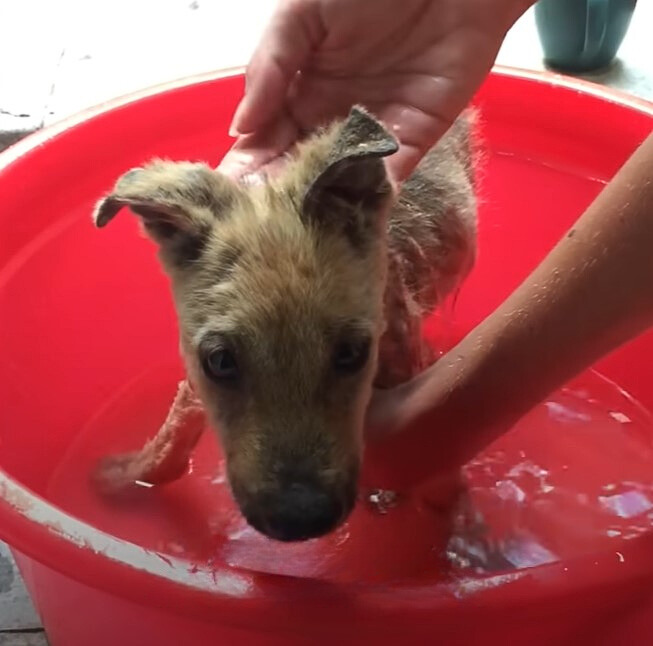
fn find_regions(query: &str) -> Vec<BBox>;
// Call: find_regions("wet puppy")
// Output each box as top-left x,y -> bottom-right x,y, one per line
92,106 -> 478,542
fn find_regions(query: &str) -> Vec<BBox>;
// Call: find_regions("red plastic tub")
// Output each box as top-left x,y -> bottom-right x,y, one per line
1,67 -> 653,645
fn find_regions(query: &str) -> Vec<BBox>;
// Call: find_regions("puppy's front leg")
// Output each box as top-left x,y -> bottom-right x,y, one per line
93,380 -> 207,493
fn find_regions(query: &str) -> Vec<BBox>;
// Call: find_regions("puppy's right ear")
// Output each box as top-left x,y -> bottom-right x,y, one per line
93,161 -> 238,264
302,107 -> 398,247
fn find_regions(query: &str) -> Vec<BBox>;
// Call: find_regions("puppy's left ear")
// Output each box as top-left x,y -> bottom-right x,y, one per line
93,161 -> 238,264
302,107 -> 398,245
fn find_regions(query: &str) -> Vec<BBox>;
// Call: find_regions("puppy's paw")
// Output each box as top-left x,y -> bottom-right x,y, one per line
91,380 -> 207,497
92,452 -> 147,495
92,447 -> 192,496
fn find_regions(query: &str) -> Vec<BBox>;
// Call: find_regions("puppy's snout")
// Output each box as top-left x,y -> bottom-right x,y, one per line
267,481 -> 343,542
254,480 -> 348,542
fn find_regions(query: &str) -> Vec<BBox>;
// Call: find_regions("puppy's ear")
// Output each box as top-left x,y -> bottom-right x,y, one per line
302,107 -> 398,246
93,161 -> 238,264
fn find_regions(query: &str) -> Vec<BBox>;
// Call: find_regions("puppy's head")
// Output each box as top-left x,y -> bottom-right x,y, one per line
93,107 -> 398,541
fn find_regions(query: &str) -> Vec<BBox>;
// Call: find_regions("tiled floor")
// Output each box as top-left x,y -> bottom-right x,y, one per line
0,1 -> 651,642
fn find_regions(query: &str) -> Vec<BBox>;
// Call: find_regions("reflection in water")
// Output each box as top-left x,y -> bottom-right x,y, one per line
445,377 -> 653,576
544,401 -> 591,424
365,489 -> 400,514
599,489 -> 653,518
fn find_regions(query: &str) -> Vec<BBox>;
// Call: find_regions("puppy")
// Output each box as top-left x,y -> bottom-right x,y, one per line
92,106 -> 478,542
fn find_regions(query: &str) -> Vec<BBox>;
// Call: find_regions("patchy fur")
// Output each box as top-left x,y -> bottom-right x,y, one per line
92,106 -> 478,541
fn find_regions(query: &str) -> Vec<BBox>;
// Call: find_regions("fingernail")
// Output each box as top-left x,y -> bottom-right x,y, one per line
229,99 -> 248,137
217,161 -> 241,179
217,150 -> 255,178
228,111 -> 242,137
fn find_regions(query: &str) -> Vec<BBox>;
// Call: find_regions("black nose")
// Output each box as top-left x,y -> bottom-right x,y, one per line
263,481 -> 344,542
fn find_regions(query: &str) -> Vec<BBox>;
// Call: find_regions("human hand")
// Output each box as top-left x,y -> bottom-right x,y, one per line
219,0 -> 533,182
362,349 -> 492,492
364,130 -> 653,491
362,372 -> 468,511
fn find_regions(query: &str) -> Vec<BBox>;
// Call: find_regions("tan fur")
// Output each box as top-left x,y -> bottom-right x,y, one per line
92,106 -> 477,541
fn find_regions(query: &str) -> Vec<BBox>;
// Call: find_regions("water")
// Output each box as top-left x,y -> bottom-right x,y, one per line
46,366 -> 653,585
446,372 -> 653,575
366,489 -> 400,514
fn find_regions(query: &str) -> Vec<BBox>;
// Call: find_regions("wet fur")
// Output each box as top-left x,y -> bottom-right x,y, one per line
92,106 -> 478,540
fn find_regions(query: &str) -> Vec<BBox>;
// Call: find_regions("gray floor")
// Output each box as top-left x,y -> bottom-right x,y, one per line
0,637 -> 48,646
0,545 -> 45,645
0,1 -> 651,642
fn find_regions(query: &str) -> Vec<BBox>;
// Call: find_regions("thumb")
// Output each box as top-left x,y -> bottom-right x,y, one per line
230,0 -> 323,136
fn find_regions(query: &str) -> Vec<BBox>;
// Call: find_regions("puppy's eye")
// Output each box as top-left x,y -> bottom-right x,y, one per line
333,339 -> 371,374
203,348 -> 239,381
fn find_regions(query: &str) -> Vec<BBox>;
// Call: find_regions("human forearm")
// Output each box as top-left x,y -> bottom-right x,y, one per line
366,130 -> 653,489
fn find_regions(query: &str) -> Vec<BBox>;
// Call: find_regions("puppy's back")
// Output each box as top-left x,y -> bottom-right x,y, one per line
376,109 -> 478,388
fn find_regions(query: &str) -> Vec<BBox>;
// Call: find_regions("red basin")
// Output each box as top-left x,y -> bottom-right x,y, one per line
0,67 -> 652,645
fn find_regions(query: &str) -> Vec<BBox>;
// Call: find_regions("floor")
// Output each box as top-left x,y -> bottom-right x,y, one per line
0,1 -> 651,643
0,544 -> 45,645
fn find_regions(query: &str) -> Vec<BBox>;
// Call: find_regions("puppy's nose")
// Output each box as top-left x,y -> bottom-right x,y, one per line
264,481 -> 343,542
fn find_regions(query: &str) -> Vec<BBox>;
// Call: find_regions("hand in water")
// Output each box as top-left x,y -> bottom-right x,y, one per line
365,376 -> 467,519
363,351 -> 493,495
365,131 -> 653,489
219,0 -> 533,182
